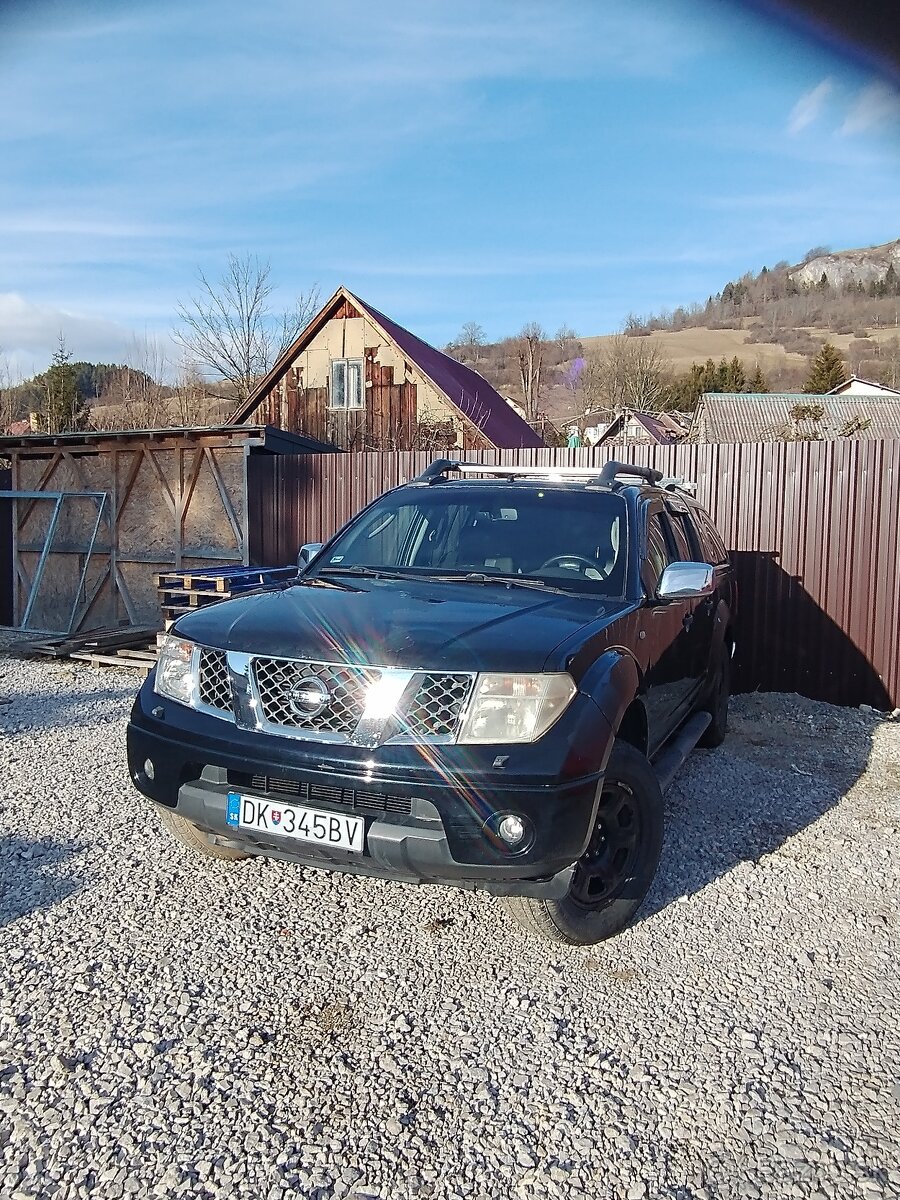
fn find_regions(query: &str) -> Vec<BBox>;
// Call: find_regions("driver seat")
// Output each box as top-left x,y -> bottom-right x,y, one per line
455,518 -> 515,574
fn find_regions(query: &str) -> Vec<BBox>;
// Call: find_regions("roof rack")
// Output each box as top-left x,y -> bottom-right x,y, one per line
659,475 -> 698,496
596,460 -> 664,486
412,459 -> 665,487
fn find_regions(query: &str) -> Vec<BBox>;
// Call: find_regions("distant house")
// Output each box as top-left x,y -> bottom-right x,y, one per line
2,419 -> 32,437
691,392 -> 900,443
826,374 -> 900,397
595,409 -> 687,447
229,285 -> 544,451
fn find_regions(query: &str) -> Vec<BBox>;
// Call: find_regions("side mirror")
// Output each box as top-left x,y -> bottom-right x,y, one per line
297,542 -> 324,572
656,561 -> 714,602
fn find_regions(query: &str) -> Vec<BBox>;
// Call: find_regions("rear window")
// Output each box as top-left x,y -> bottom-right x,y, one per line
694,509 -> 730,564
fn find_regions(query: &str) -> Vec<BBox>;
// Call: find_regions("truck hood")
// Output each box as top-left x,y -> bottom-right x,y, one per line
174,577 -> 631,674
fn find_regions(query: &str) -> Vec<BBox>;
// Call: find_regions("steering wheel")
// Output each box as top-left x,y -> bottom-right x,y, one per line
538,554 -> 607,578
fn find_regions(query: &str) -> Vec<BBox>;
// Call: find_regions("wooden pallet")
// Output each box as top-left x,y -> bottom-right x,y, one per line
155,565 -> 295,593
157,563 -> 296,630
69,647 -> 157,675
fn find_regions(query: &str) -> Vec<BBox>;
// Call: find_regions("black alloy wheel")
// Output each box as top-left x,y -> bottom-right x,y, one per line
503,740 -> 664,946
569,778 -> 643,909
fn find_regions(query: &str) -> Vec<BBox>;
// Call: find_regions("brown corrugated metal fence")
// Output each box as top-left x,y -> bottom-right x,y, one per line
0,468 -> 12,627
248,441 -> 900,709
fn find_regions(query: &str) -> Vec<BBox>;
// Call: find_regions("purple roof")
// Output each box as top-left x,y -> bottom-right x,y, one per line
350,292 -> 545,449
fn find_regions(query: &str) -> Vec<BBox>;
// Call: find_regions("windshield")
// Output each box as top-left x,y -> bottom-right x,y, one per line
309,485 -> 629,597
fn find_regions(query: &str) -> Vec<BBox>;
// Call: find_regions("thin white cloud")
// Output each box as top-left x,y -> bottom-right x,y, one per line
0,293 -> 175,380
840,81 -> 900,136
787,78 -> 833,134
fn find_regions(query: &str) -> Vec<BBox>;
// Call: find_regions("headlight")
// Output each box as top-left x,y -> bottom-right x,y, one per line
154,635 -> 197,706
458,673 -> 576,744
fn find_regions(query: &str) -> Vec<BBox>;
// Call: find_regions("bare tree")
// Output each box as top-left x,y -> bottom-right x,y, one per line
174,253 -> 319,402
170,363 -> 225,428
0,348 -> 20,433
457,321 -> 486,362
579,335 -> 669,419
554,324 -> 579,358
516,322 -> 545,421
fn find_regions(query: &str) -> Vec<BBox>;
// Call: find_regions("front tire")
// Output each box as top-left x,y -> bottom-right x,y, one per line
503,740 -> 664,946
157,809 -> 249,861
698,648 -> 730,748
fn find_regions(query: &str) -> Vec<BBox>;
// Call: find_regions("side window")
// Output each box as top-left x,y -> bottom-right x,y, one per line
670,510 -> 704,562
695,510 -> 729,564
645,511 -> 675,590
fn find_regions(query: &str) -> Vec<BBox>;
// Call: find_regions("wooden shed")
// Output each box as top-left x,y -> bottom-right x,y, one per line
0,424 -> 335,635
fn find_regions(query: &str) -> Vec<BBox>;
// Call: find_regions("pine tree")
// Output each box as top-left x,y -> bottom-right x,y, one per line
721,356 -> 746,391
38,335 -> 88,433
803,342 -> 847,394
748,363 -> 768,393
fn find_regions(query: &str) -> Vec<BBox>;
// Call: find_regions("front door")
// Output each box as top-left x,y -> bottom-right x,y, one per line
640,506 -> 696,752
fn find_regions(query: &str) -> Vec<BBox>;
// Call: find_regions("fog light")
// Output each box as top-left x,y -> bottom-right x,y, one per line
143,758 -> 155,781
498,814 -> 526,846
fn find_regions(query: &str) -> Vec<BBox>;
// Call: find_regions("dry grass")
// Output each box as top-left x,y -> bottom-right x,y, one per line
580,324 -> 900,378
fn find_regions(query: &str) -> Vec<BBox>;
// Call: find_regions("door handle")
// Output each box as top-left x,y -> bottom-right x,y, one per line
682,613 -> 694,631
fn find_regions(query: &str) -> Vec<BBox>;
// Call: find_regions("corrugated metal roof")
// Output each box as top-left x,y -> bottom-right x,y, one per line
597,409 -> 686,446
349,292 -> 545,450
694,393 -> 900,443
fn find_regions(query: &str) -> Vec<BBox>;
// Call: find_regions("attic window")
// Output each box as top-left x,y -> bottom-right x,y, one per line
330,359 -> 364,409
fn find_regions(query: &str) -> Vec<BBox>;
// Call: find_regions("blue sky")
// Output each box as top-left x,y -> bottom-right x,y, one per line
0,0 -> 898,380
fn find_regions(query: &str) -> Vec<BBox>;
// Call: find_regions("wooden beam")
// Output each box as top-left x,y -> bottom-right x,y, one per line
112,563 -> 140,626
71,563 -> 111,635
17,452 -> 63,529
203,447 -> 243,552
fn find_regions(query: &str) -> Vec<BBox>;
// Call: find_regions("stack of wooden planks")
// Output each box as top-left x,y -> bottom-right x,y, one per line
25,625 -> 162,674
156,565 -> 297,629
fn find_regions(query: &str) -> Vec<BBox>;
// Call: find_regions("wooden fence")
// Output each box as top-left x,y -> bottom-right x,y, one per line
248,440 -> 900,709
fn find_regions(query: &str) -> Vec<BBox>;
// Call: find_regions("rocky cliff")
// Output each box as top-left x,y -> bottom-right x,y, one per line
792,239 -> 900,289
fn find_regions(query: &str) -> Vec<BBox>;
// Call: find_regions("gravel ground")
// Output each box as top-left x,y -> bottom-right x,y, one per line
1,657 -> 899,1200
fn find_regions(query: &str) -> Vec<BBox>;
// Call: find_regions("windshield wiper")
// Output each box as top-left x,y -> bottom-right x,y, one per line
318,565 -> 409,581
432,572 -> 574,596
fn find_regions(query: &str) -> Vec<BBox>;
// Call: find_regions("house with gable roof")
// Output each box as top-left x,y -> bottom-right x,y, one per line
228,286 -> 544,451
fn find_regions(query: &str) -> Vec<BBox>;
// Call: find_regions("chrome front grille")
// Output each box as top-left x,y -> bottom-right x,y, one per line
198,648 -> 232,713
402,673 -> 473,740
248,655 -> 474,744
192,647 -> 475,745
252,658 -> 382,735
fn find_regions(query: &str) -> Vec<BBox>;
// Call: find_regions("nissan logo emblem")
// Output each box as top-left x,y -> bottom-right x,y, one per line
289,675 -> 330,718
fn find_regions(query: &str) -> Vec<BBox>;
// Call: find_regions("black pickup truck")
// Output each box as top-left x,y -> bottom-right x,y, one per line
127,460 -> 736,945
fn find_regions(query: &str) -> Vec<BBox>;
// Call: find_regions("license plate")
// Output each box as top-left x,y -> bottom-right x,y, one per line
226,792 -> 364,853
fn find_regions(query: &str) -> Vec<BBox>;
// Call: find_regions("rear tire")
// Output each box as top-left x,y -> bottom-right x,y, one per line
698,649 -> 730,748
157,809 -> 249,861
503,740 -> 664,946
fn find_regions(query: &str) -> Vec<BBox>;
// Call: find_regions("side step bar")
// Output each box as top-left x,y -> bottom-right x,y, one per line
652,711 -> 712,794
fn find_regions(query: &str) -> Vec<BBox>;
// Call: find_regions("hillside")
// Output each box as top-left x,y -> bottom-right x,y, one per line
447,238 -> 900,427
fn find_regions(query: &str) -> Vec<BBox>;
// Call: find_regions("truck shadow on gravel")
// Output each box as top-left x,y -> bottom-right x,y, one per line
0,835 -> 87,928
642,549 -> 891,918
644,692 -> 878,916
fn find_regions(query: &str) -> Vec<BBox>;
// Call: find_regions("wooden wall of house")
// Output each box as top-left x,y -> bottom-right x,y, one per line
250,300 -> 488,451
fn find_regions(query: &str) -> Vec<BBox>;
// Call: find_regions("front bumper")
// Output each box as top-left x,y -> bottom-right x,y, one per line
127,682 -> 614,898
